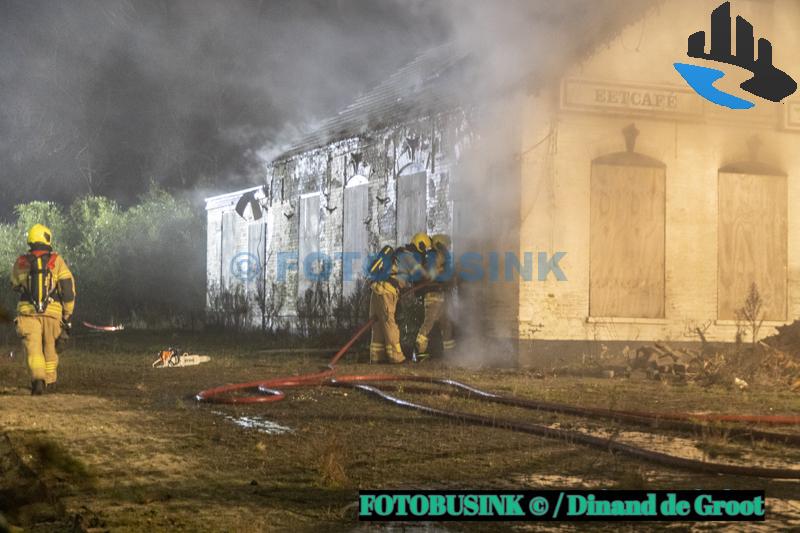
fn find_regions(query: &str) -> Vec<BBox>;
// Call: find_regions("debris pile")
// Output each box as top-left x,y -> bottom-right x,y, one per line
633,320 -> 800,391
763,320 -> 800,358
632,344 -> 693,379
761,320 -> 800,391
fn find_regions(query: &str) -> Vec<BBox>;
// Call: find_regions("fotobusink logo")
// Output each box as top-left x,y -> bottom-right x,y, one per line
230,252 -> 262,282
674,1 -> 797,109
229,251 -> 568,283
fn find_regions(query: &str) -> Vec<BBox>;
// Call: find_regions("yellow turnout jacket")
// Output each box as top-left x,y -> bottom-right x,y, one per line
11,250 -> 76,320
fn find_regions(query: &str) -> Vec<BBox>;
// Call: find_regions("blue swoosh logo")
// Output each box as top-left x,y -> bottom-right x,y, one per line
673,63 -> 755,109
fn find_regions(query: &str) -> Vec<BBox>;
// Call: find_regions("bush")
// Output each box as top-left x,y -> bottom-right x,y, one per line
114,188 -> 205,327
254,281 -> 288,334
295,282 -> 331,339
206,283 -> 252,332
293,278 -> 380,347
0,188 -> 205,329
332,278 -> 370,332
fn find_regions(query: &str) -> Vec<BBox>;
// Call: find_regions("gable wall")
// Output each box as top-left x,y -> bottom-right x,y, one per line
519,0 -> 800,351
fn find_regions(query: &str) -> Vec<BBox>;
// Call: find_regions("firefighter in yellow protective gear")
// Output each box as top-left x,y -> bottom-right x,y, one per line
409,232 -> 432,256
10,224 -> 76,395
367,234 -> 429,364
415,233 -> 456,360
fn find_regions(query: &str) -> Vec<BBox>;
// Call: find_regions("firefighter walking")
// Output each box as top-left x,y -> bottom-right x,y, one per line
11,224 -> 76,395
367,233 -> 429,364
415,233 -> 456,360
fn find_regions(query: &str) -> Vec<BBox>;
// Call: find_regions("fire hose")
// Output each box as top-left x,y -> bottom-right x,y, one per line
335,381 -> 800,479
0,309 -> 124,332
82,321 -> 125,332
196,297 -> 800,479
328,379 -> 800,447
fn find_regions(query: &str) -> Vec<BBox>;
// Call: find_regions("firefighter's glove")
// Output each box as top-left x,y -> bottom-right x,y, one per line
60,319 -> 72,341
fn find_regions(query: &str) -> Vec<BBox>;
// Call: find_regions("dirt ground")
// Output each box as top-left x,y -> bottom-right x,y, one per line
1,330 -> 799,532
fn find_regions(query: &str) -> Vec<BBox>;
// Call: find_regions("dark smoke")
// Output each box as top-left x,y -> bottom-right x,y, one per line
0,0 -> 655,219
0,0 -> 446,215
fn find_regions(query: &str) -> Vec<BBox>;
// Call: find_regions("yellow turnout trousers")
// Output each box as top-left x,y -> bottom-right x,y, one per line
415,291 -> 455,357
369,282 -> 405,363
16,315 -> 62,384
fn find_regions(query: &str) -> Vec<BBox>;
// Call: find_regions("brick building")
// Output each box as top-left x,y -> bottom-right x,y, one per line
207,0 -> 800,364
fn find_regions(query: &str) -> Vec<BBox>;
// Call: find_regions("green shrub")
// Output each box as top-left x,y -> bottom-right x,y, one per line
0,187 -> 204,329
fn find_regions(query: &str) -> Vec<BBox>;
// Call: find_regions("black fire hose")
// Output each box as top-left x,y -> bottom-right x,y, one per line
370,379 -> 800,447
334,379 -> 800,480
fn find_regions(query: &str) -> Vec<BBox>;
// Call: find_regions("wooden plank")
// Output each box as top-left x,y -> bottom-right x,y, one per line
248,222 -> 267,287
298,194 -> 321,298
397,171 -> 427,245
718,173 -> 787,320
590,164 -> 665,318
220,211 -> 238,288
343,183 -> 370,297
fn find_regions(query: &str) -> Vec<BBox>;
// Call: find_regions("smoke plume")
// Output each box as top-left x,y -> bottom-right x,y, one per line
0,0 -> 447,215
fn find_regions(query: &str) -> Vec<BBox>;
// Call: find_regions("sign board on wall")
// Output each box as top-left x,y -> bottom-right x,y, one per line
562,79 -> 702,119
561,79 -> 778,126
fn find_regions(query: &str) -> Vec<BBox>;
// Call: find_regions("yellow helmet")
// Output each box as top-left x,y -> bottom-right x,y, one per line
410,232 -> 432,254
431,233 -> 451,251
27,224 -> 53,246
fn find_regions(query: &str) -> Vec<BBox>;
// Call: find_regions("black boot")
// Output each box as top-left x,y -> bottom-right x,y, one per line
31,379 -> 44,396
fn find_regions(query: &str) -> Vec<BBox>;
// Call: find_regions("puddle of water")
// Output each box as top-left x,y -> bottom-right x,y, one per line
212,411 -> 293,435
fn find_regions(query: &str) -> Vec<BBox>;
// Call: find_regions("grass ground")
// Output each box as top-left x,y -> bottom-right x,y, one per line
0,329 -> 798,532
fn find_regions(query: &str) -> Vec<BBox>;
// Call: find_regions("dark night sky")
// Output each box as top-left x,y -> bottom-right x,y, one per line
0,0 -> 653,217
0,0 -> 448,215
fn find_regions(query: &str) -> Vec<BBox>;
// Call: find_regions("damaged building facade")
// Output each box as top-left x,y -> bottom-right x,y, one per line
205,48 -> 477,330
208,0 -> 800,364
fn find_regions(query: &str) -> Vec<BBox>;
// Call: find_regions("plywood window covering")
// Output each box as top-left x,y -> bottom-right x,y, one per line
397,171 -> 427,245
343,183 -> 370,297
298,193 -> 321,298
248,221 -> 267,289
718,172 -> 787,321
220,211 -> 238,289
590,160 -> 666,318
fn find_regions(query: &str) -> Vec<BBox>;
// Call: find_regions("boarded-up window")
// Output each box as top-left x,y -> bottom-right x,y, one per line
343,182 -> 369,297
718,172 -> 787,320
248,222 -> 267,289
590,160 -> 665,318
221,211 -> 239,288
298,193 -> 320,297
397,171 -> 427,245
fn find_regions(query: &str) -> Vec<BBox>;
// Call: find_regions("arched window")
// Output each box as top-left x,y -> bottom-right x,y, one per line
590,151 -> 666,318
718,162 -> 787,321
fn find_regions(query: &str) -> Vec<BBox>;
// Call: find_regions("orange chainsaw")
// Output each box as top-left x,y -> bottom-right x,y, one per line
152,347 -> 210,368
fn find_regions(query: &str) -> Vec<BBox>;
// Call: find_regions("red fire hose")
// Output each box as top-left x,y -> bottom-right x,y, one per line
196,294 -> 800,478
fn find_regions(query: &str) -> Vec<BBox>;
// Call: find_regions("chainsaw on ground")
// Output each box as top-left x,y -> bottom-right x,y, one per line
152,347 -> 211,368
